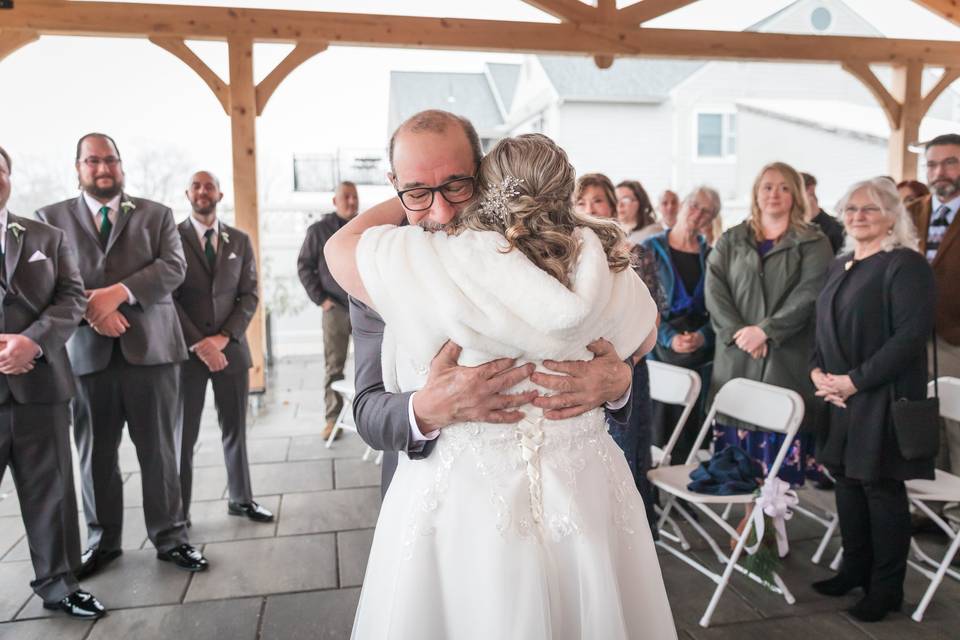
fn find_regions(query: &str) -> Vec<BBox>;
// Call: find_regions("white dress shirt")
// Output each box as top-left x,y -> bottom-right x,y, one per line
189,216 -> 220,253
0,207 -> 7,255
82,192 -> 136,305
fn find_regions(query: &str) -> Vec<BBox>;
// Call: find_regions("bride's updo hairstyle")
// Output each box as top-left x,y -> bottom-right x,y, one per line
454,134 -> 630,288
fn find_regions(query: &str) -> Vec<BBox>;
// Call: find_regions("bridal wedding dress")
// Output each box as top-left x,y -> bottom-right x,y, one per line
351,225 -> 677,640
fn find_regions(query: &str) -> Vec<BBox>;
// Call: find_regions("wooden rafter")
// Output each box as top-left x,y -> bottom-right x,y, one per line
255,41 -> 328,116
912,0 -> 960,27
841,62 -> 902,128
0,29 -> 39,64
618,0 -> 699,25
920,66 -> 960,115
7,1 -> 960,65
149,37 -> 230,114
520,0 -> 596,24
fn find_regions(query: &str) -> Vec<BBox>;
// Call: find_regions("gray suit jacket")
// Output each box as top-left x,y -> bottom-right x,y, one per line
350,297 -> 636,494
173,219 -> 258,373
36,194 -> 188,376
2,214 -> 87,403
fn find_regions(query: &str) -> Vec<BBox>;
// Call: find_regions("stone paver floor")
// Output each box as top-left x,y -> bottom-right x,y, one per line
0,356 -> 957,639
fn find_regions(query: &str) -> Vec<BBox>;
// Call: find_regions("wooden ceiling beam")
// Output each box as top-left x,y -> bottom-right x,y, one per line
618,0 -> 699,25
841,62 -> 902,128
0,29 -> 40,64
149,36 -> 230,114
519,0 -> 597,24
255,41 -> 328,116
5,1 -> 960,65
920,66 -> 960,115
912,0 -> 960,27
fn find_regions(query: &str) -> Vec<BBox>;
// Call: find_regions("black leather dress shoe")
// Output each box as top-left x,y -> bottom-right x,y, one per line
228,501 -> 275,523
848,593 -> 902,622
157,544 -> 209,571
43,590 -> 107,619
75,547 -> 122,579
812,573 -> 868,597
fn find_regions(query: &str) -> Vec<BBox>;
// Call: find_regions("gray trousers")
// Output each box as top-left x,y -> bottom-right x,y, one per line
179,357 -> 253,517
323,303 -> 352,422
933,338 -> 960,474
0,402 -> 80,603
73,347 -> 188,553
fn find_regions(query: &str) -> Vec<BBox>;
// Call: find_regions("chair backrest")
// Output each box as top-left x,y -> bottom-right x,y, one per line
331,378 -> 356,400
648,361 -> 701,467
713,378 -> 804,435
930,377 -> 960,422
648,360 -> 702,407
668,378 -> 804,484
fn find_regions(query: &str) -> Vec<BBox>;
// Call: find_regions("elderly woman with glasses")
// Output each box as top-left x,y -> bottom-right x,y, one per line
642,186 -> 720,461
809,178 -> 935,622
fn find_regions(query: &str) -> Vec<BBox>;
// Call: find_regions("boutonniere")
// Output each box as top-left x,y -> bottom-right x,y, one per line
220,230 -> 230,244
7,222 -> 26,241
120,199 -> 136,214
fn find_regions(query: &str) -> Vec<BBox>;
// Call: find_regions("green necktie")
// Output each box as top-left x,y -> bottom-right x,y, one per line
203,228 -> 217,268
98,205 -> 112,246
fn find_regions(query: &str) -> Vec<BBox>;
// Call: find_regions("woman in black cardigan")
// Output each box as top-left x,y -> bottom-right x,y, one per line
810,177 -> 936,622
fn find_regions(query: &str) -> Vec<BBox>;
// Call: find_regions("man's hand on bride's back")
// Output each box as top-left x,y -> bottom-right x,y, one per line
530,338 -> 632,420
412,341 -> 538,434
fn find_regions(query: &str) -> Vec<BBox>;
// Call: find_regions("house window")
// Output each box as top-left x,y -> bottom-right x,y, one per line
696,112 -> 737,159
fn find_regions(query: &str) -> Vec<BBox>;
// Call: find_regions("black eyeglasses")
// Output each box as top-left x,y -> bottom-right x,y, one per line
396,176 -> 476,211
81,156 -> 121,168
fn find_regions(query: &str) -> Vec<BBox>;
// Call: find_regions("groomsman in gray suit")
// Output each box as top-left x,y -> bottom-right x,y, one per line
174,170 -> 272,524
36,133 -> 208,576
0,145 -> 106,618
348,110 -> 636,495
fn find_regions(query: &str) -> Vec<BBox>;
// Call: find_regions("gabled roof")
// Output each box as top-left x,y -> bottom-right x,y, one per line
535,55 -> 703,103
486,62 -> 522,113
747,0 -> 883,37
388,70 -> 505,136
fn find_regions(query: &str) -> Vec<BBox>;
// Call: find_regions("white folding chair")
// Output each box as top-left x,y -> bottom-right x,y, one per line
647,361 -> 701,549
903,376 -> 960,622
328,378 -> 381,465
647,378 -> 804,628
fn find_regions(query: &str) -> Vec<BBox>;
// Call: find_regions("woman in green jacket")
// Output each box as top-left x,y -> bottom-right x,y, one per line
705,161 -> 834,485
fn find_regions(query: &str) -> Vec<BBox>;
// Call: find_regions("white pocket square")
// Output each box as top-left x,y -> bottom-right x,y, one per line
228,252 -> 238,260
28,250 -> 48,263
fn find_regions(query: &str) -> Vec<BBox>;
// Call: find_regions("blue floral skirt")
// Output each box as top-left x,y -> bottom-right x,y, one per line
713,424 -> 824,487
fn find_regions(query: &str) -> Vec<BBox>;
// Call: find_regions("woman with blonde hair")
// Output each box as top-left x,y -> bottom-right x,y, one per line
810,178 -> 935,622
327,134 -> 676,639
706,161 -> 834,485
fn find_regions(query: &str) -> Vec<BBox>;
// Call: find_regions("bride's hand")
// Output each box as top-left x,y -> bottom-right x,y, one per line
531,338 -> 632,420
412,341 -> 538,433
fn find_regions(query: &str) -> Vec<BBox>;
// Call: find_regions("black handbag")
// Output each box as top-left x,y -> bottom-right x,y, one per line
882,263 -> 941,461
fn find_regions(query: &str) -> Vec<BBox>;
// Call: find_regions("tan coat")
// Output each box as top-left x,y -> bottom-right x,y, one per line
910,195 -> 960,345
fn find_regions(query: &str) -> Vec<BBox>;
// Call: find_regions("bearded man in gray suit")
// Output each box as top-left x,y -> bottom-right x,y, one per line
0,145 -> 106,618
36,133 -> 208,576
174,170 -> 272,524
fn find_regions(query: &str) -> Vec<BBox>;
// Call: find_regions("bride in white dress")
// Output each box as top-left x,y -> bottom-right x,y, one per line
327,134 -> 677,639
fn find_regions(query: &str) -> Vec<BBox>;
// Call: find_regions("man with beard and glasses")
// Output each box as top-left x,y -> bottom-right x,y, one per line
0,145 -> 106,619
909,133 -> 960,483
297,181 -> 359,441
173,171 -> 270,524
36,133 -> 208,577
339,110 -> 636,496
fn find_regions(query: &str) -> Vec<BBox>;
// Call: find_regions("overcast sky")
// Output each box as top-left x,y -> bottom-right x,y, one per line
2,0 -> 957,211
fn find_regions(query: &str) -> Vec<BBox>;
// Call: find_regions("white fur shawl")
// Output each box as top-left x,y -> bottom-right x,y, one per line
356,225 -> 656,393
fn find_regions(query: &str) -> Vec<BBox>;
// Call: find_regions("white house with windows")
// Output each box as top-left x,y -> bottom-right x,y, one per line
387,0 -> 960,222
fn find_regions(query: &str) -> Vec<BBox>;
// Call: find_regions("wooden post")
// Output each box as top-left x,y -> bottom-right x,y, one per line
888,61 -> 923,182
227,36 -> 266,392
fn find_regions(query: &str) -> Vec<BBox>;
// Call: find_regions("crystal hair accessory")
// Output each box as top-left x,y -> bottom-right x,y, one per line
478,176 -> 524,224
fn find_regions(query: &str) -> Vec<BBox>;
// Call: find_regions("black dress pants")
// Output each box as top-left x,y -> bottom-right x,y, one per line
834,473 -> 910,600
